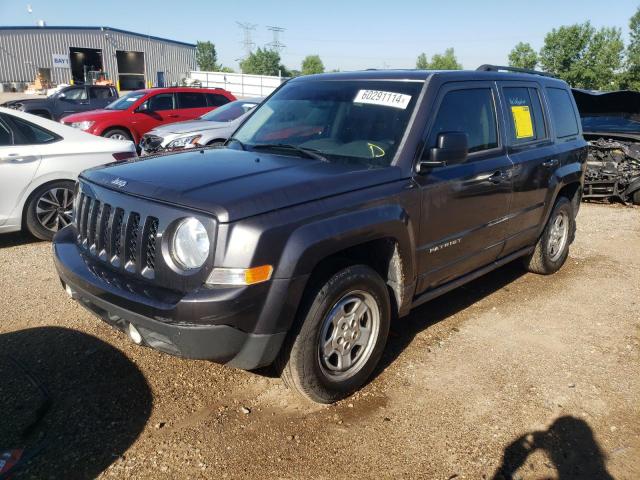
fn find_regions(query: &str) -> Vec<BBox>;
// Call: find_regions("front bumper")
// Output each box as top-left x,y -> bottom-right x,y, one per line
52,226 -> 298,370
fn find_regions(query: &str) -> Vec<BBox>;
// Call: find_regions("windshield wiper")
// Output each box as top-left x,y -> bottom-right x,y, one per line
227,137 -> 246,150
251,143 -> 327,162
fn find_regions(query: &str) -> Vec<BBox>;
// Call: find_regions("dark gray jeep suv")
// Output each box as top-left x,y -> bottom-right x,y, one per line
53,67 -> 587,403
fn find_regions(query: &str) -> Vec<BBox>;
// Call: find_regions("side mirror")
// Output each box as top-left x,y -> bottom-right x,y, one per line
136,102 -> 149,113
58,92 -> 66,100
417,132 -> 468,173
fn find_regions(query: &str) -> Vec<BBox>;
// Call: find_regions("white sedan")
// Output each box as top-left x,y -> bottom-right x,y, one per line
0,107 -> 136,240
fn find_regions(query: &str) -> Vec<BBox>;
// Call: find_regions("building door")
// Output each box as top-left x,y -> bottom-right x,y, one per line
69,47 -> 103,84
156,72 -> 165,88
116,51 -> 145,91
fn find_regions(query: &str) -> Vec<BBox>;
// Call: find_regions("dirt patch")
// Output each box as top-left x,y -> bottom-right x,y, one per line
0,203 -> 638,479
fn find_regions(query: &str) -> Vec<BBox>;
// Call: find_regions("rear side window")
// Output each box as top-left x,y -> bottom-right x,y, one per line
546,88 -> 579,138
430,88 -> 498,156
89,87 -> 113,99
0,117 -> 12,146
7,115 -> 58,144
177,92 -> 207,109
206,94 -> 231,107
503,87 -> 546,143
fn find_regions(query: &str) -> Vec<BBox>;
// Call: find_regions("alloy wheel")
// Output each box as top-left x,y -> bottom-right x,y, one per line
35,187 -> 74,233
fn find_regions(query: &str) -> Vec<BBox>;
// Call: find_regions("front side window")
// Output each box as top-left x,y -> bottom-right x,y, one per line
105,91 -> 146,110
232,80 -> 423,166
429,88 -> 498,156
148,93 -> 175,111
547,88 -> 579,138
64,87 -> 88,101
177,92 -> 207,109
503,87 -> 546,143
8,115 -> 58,145
201,100 -> 258,122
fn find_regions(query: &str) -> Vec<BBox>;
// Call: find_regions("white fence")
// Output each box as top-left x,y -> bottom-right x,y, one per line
188,71 -> 286,98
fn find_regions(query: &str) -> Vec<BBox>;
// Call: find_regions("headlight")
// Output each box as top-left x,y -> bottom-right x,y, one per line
171,218 -> 210,270
166,135 -> 202,149
70,120 -> 95,131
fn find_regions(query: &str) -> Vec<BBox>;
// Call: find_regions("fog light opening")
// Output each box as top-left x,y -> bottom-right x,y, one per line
128,323 -> 143,345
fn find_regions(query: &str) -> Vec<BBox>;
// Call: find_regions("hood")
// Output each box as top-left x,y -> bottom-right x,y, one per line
149,119 -> 230,136
2,97 -> 47,108
81,148 -> 401,222
62,109 -> 121,122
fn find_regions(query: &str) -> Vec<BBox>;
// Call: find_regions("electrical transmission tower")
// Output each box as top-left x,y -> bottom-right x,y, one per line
266,25 -> 286,53
236,22 -> 257,58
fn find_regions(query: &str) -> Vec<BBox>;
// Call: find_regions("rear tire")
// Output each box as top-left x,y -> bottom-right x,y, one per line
24,180 -> 75,241
632,189 -> 640,206
103,128 -> 131,141
278,265 -> 390,404
523,196 -> 575,275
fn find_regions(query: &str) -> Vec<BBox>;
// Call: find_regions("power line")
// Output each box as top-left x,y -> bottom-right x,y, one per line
236,21 -> 257,59
266,25 -> 286,53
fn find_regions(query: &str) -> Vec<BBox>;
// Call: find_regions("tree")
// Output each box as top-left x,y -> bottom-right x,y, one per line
539,22 -> 623,89
240,48 -> 286,76
415,49 -> 462,70
301,55 -> 325,75
196,41 -> 219,71
508,42 -> 538,70
623,6 -> 640,89
416,52 -> 429,69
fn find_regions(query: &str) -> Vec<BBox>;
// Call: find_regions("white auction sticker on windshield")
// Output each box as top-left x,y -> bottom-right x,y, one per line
353,90 -> 411,109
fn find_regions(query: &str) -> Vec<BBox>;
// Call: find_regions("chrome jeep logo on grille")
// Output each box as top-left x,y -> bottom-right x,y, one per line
110,178 -> 127,188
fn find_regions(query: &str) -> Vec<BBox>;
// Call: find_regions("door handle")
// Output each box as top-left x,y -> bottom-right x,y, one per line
488,171 -> 506,184
168,114 -> 180,118
542,158 -> 559,168
467,170 -> 507,185
0,153 -> 38,163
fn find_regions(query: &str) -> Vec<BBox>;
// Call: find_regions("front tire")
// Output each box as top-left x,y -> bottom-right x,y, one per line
25,180 -> 75,241
279,265 -> 390,404
102,128 -> 131,141
524,196 -> 575,275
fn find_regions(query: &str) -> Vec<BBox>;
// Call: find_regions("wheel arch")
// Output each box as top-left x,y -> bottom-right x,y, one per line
21,177 -> 76,229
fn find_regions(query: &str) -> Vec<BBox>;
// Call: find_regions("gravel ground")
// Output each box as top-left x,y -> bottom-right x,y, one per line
0,202 -> 638,480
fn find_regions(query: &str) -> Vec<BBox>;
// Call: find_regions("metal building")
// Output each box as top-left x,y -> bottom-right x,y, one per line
0,26 -> 197,90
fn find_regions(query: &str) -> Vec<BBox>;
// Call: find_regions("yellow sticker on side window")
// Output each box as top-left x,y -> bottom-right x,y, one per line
511,105 -> 534,139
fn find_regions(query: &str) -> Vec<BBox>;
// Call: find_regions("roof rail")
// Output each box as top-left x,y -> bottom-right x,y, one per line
476,64 -> 555,78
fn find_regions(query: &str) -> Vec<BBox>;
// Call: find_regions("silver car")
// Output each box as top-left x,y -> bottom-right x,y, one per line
139,97 -> 262,155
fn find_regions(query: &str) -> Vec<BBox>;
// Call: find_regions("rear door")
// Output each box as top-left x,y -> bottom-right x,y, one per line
0,114 -> 45,225
498,81 -> 557,254
414,82 -> 514,293
176,91 -> 210,121
89,86 -> 117,109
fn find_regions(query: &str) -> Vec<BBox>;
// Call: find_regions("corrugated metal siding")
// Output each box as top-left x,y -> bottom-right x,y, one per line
0,28 -> 196,87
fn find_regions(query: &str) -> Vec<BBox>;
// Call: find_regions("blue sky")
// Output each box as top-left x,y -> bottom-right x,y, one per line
1,0 -> 639,71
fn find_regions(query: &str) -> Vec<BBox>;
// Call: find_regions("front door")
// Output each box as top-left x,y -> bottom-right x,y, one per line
130,93 -> 178,138
414,82 -> 513,294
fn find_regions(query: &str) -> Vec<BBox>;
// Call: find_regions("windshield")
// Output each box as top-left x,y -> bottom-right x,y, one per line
105,91 -> 146,110
231,80 -> 423,166
201,100 -> 258,122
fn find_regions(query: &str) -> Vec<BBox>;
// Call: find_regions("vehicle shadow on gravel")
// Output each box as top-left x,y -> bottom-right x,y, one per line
0,326 -> 151,479
492,415 -> 614,480
0,232 -> 41,249
377,260 -> 526,376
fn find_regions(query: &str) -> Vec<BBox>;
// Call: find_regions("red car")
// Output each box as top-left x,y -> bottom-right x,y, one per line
62,87 -> 236,143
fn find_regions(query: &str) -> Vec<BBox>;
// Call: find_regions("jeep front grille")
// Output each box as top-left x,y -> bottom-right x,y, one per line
75,192 -> 160,280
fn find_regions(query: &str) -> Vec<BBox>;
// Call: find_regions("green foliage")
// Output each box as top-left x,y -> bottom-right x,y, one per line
240,48 -> 286,76
218,66 -> 235,73
301,55 -> 325,75
196,41 -> 220,72
537,22 -> 623,89
415,49 -> 462,70
623,6 -> 640,89
508,42 -> 538,70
